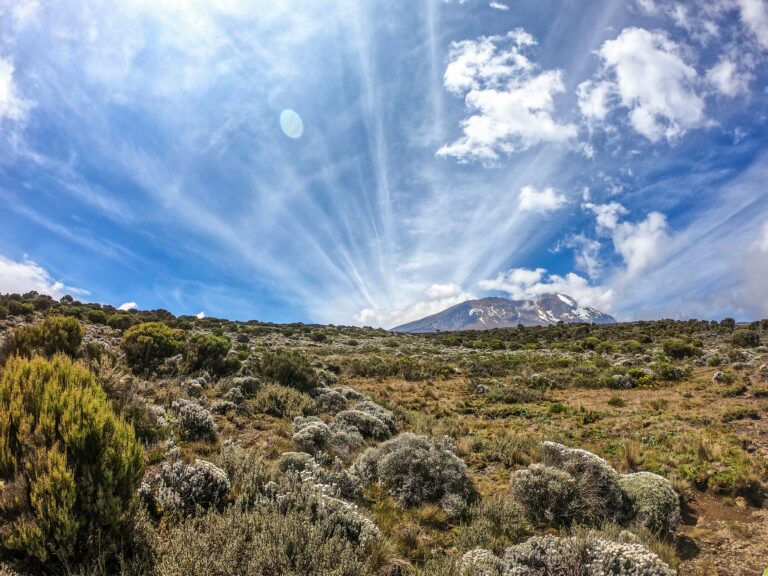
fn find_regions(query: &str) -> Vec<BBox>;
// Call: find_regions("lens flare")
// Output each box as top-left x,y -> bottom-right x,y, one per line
279,109 -> 304,139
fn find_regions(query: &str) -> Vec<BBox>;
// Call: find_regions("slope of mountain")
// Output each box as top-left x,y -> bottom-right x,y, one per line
391,293 -> 616,333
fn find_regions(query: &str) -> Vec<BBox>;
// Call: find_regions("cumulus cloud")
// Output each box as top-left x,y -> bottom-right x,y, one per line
0,57 -> 30,124
584,201 -> 628,231
438,29 -> 577,163
355,282 -> 475,328
489,1 -> 509,10
195,311 -> 206,319
0,254 -> 84,298
479,267 -> 615,311
737,0 -> 768,50
118,301 -> 138,311
582,27 -> 707,142
706,56 -> 754,96
564,234 -> 603,280
611,211 -> 670,276
518,185 -> 568,213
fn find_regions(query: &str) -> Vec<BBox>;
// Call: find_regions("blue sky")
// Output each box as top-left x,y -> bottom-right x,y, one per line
1,0 -> 767,327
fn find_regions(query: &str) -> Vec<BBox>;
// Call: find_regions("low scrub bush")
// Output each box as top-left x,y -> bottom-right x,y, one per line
619,472 -> 681,535
729,329 -> 760,348
509,464 -> 578,526
172,398 -> 217,441
259,349 -> 319,393
252,384 -> 311,418
334,409 -> 391,440
662,338 -> 701,360
184,332 -> 238,376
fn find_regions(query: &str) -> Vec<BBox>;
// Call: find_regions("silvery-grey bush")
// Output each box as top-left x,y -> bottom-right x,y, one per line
312,387 -> 347,414
140,458 -> 231,515
354,400 -> 396,433
334,409 -> 391,440
619,471 -> 681,534
353,432 -> 472,515
508,463 -> 577,526
172,398 -> 216,440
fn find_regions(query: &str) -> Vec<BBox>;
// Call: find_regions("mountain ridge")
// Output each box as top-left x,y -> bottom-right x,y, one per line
391,293 -> 616,333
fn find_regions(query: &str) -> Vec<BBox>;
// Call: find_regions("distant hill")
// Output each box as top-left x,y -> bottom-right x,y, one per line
391,293 -> 616,333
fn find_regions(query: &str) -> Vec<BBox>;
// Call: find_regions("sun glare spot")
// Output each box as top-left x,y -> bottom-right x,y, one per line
279,109 -> 304,139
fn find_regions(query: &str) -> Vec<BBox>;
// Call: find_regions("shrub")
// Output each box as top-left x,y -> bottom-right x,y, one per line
139,458 -> 231,515
334,409 -> 391,440
173,398 -> 217,441
1,316 -> 83,362
619,472 -> 681,535
353,433 -> 473,515
121,322 -> 185,373
0,355 -> 143,566
540,441 -> 624,526
662,338 -> 701,359
184,332 -> 238,376
292,417 -> 333,454
107,313 -> 136,331
354,399 -> 396,433
311,387 -> 347,414
232,375 -> 262,396
252,384 -> 311,418
456,496 -> 531,554
7,300 -> 34,317
730,329 -> 760,348
509,464 -> 578,526
259,349 -> 319,393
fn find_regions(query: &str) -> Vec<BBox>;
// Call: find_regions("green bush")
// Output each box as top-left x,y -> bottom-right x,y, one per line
120,322 -> 185,373
729,329 -> 760,348
0,355 -> 144,567
7,301 -> 34,317
107,313 -> 136,331
252,384 -> 311,418
1,316 -> 83,362
662,338 -> 701,360
184,332 -> 238,376
259,349 -> 319,393
86,309 -> 109,325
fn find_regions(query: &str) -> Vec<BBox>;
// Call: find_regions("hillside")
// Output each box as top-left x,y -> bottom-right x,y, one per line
392,293 -> 616,332
0,292 -> 767,576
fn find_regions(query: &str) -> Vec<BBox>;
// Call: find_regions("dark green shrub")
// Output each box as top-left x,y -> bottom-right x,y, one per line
662,339 -> 701,359
107,313 -> 136,331
86,309 -> 109,325
7,301 -> 34,317
259,349 -> 319,393
120,322 -> 185,373
1,316 -> 83,362
0,355 -> 144,567
184,332 -> 238,376
729,329 -> 760,348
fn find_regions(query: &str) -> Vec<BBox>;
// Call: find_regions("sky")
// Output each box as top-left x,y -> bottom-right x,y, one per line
1,0 -> 767,327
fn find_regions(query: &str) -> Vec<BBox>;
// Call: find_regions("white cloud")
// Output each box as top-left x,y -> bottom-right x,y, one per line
635,0 -> 660,15
611,211 -> 670,276
584,201 -> 628,231
586,27 -> 707,142
489,1 -> 509,10
118,301 -> 138,311
706,57 -> 754,96
576,80 -> 614,123
355,282 -> 475,328
518,185 -> 568,213
0,58 -> 30,123
0,255 -> 84,298
195,310 -> 206,319
438,29 -> 577,163
565,234 -> 603,280
479,267 -> 615,311
737,0 -> 768,50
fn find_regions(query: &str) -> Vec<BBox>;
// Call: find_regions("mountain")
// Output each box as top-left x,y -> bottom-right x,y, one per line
391,293 -> 616,333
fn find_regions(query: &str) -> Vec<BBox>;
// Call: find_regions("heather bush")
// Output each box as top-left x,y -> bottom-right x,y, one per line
259,349 -> 319,393
619,472 -> 681,535
292,416 -> 333,454
184,332 -> 239,376
456,495 -> 531,553
231,375 -> 262,396
107,312 -> 136,331
172,398 -> 217,440
252,384 -> 311,418
139,458 -> 231,515
662,338 -> 701,359
0,315 -> 83,362
353,432 -> 473,515
211,399 -> 236,414
334,409 -> 391,440
0,355 -> 143,567
729,329 -> 760,348
121,322 -> 185,373
335,386 -> 367,401
224,385 -> 245,404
